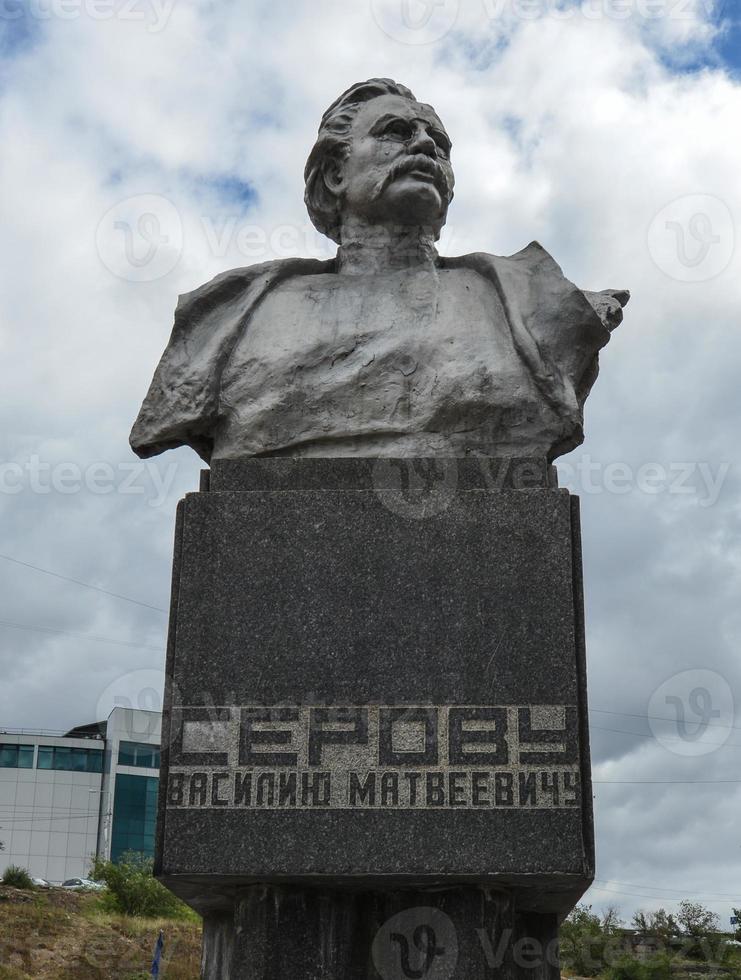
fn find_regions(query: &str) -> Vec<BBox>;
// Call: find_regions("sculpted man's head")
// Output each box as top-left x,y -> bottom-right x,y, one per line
304,78 -> 455,244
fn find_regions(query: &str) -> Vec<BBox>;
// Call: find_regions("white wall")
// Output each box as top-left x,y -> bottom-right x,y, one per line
0,737 -> 102,883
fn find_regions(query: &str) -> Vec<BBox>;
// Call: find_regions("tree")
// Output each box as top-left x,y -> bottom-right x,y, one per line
561,904 -> 623,977
631,908 -> 679,942
677,901 -> 719,937
676,901 -> 720,960
602,906 -> 625,933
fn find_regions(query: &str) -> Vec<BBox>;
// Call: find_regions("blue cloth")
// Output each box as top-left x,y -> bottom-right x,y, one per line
150,930 -> 164,976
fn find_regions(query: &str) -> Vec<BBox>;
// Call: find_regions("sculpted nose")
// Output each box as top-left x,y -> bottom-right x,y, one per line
409,126 -> 437,158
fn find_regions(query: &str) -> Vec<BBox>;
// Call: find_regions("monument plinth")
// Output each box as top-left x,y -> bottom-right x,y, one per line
153,458 -> 593,976
129,77 -> 627,978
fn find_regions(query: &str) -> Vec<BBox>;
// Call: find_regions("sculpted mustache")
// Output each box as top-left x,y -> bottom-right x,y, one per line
379,154 -> 450,196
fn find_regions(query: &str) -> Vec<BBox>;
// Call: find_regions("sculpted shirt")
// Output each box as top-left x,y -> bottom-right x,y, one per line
130,243 -> 627,462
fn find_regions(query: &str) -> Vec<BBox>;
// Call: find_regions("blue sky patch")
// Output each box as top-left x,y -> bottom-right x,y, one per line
199,174 -> 256,208
713,7 -> 741,75
663,2 -> 741,77
0,4 -> 42,60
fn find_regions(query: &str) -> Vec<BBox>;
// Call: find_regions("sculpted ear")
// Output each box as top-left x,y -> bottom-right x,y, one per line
304,143 -> 348,242
322,153 -> 346,195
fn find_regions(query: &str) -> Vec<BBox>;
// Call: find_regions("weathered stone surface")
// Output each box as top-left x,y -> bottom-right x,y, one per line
200,886 -> 560,980
130,78 -> 628,464
156,459 -> 593,919
205,455 -> 557,492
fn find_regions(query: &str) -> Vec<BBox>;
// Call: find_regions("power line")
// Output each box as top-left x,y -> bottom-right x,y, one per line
0,816 -> 98,826
590,724 -> 740,748
0,816 -> 97,823
0,619 -> 163,652
593,879 -> 741,900
0,809 -> 98,814
591,707 -> 741,735
588,886 -> 689,902
0,553 -> 166,613
589,884 -> 739,904
594,779 -> 741,785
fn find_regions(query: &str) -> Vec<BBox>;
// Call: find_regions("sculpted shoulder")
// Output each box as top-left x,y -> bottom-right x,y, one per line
172,256 -> 336,323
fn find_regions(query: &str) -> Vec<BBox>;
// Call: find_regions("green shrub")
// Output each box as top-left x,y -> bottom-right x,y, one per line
642,953 -> 673,980
607,954 -> 648,980
1,864 -> 34,889
606,953 -> 673,980
561,904 -> 623,976
722,944 -> 741,980
90,852 -> 191,919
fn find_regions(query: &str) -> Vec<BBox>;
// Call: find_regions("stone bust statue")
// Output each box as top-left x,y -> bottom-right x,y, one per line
130,78 -> 628,463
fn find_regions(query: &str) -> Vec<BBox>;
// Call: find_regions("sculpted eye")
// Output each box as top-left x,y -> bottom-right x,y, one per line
432,130 -> 451,157
383,119 -> 413,140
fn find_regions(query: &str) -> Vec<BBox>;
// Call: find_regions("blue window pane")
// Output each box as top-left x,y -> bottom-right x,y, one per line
111,774 -> 159,863
0,744 -> 35,768
118,741 -> 160,769
33,745 -> 105,772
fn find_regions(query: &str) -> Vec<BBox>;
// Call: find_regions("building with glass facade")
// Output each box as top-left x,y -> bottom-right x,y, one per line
0,707 -> 161,883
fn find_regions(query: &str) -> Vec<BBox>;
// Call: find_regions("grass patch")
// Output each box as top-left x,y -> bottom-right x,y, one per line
1,865 -> 34,889
0,885 -> 201,979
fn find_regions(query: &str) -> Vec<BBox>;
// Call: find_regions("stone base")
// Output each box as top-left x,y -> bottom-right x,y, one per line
156,458 -> 593,977
200,884 -> 559,980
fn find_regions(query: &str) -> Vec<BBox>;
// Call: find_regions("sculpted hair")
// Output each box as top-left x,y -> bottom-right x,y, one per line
304,78 -> 418,244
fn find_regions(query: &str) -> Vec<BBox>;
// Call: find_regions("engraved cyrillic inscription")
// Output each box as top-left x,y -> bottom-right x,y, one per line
166,705 -> 580,810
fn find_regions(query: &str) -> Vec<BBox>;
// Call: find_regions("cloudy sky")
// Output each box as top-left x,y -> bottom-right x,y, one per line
1,0 -> 740,925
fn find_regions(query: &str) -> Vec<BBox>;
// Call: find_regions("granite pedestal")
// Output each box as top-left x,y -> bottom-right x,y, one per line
156,458 -> 594,978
